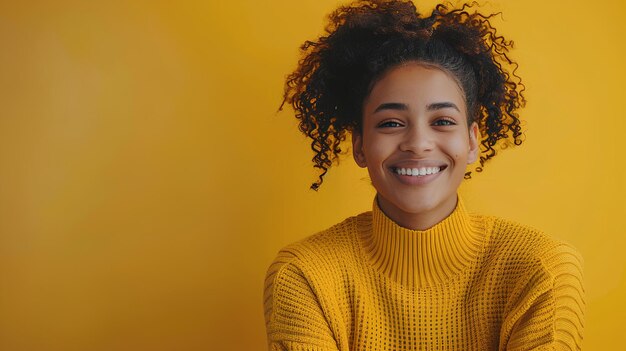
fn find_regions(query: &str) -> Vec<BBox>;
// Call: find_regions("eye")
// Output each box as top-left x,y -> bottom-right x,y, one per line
377,120 -> 403,128
432,118 -> 456,126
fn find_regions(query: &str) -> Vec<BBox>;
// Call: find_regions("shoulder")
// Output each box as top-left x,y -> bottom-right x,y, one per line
272,212 -> 368,267
278,213 -> 364,260
480,215 -> 583,270
265,211 -> 369,287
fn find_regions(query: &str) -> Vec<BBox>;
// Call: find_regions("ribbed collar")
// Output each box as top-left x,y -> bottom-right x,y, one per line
358,196 -> 485,289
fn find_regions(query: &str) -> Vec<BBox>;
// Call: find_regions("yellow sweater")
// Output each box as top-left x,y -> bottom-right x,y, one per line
264,198 -> 585,350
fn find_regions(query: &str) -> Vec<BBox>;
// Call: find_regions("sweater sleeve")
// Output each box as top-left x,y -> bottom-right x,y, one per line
264,250 -> 340,351
501,242 -> 585,351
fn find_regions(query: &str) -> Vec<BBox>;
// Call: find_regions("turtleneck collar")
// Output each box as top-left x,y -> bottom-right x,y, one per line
358,196 -> 486,289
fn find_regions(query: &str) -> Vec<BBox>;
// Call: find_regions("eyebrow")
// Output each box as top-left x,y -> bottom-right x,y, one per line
373,101 -> 461,113
427,102 -> 460,112
373,102 -> 408,113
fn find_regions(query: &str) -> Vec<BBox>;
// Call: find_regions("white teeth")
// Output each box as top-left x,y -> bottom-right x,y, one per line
394,166 -> 441,177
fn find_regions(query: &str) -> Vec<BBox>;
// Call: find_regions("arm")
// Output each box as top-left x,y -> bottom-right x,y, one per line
264,250 -> 340,351
501,243 -> 585,351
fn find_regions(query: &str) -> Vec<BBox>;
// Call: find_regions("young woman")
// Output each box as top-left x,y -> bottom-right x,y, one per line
264,1 -> 585,350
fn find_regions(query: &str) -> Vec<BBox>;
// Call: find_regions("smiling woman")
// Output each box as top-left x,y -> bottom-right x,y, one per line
264,1 -> 585,350
354,63 -> 478,230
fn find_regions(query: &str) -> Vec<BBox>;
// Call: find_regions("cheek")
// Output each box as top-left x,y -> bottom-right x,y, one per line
444,134 -> 471,160
363,134 -> 391,162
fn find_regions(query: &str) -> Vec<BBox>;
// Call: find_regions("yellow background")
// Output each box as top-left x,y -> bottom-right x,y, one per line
0,0 -> 624,350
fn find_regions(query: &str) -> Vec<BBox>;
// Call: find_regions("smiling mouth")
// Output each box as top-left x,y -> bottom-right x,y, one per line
392,166 -> 447,176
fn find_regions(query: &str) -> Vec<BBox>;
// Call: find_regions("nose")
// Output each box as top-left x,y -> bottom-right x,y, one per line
399,124 -> 434,154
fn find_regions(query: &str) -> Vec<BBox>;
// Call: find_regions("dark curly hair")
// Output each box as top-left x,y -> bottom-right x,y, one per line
280,0 -> 525,190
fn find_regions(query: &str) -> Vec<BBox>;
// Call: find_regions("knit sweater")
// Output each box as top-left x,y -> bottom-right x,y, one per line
263,198 -> 585,350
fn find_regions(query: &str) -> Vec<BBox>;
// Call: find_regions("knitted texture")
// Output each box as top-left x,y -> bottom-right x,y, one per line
264,199 -> 585,351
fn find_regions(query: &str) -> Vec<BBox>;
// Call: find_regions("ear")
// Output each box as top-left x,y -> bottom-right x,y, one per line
352,131 -> 367,168
467,122 -> 479,164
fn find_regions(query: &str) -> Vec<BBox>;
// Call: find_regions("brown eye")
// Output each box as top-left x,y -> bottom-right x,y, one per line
378,121 -> 402,128
432,118 -> 456,126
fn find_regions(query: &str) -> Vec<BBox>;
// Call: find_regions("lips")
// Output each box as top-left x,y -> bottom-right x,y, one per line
388,162 -> 448,185
390,160 -> 448,175
393,166 -> 442,176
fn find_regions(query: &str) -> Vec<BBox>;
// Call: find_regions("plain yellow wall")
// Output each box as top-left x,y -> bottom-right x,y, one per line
0,0 -> 624,350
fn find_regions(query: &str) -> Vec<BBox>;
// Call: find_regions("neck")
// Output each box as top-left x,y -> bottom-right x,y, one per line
375,193 -> 458,231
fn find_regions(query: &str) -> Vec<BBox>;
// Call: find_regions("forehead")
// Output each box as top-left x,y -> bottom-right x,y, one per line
364,62 -> 467,113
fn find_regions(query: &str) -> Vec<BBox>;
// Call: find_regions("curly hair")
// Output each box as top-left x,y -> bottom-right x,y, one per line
280,0 -> 525,190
